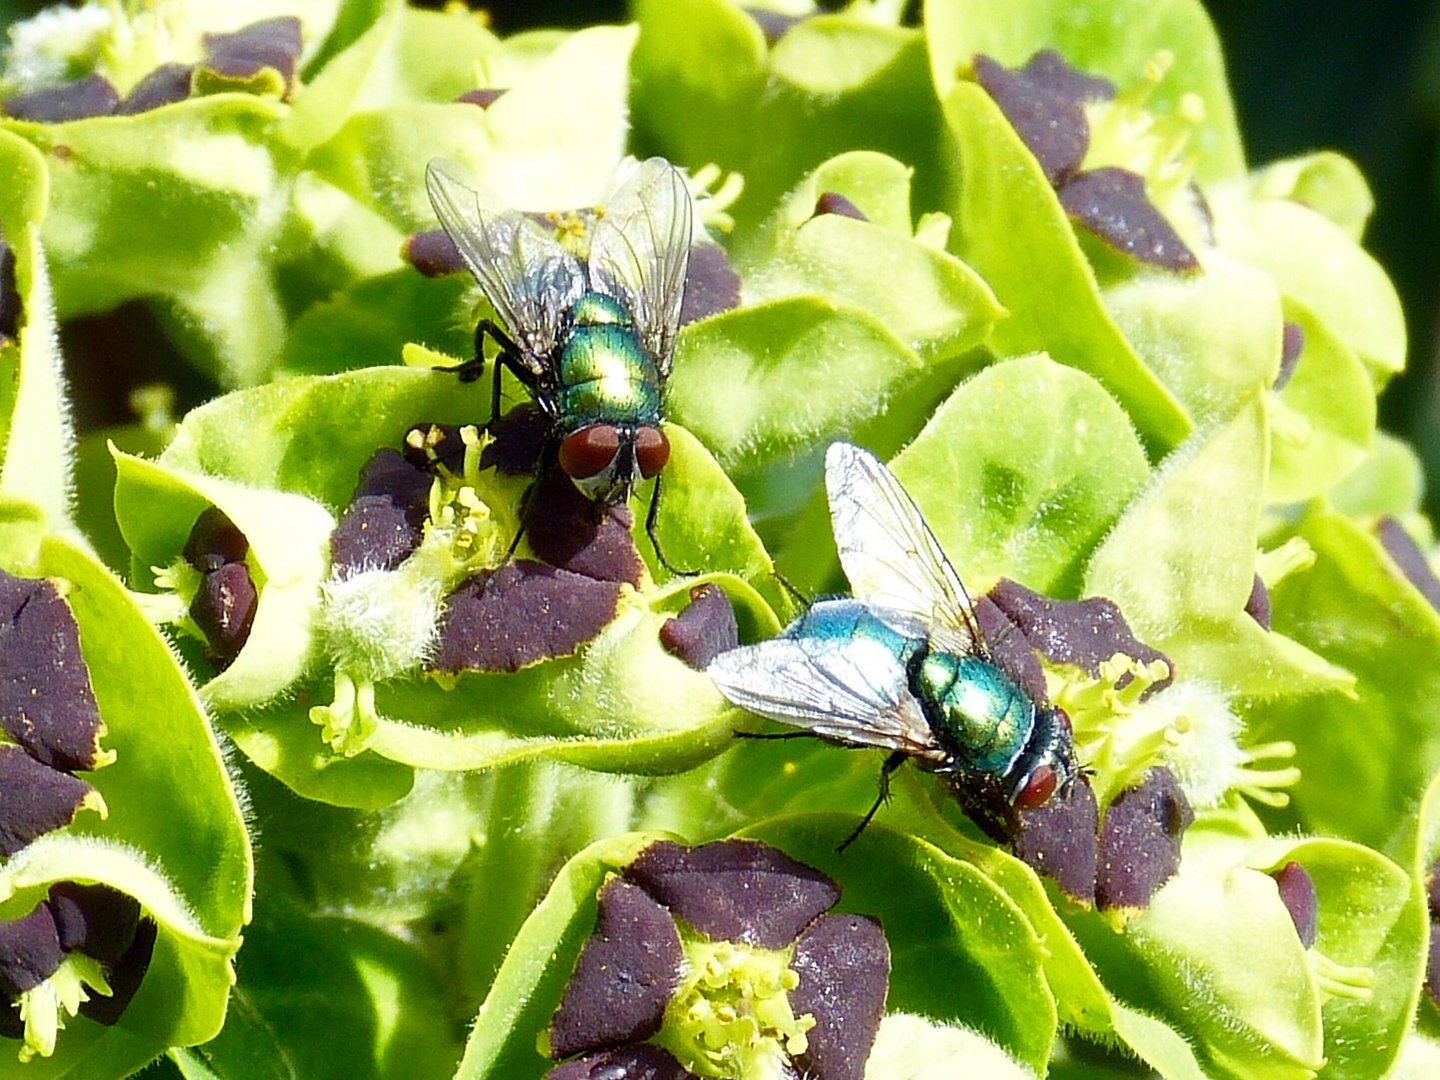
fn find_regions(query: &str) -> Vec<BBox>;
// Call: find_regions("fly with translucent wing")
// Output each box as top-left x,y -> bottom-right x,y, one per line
709,442 -> 1080,847
425,157 -> 694,566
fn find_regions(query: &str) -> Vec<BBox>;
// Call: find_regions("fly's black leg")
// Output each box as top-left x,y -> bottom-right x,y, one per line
488,343 -> 505,429
450,319 -> 539,428
644,471 -> 699,577
500,437 -> 559,563
733,730 -> 815,741
770,570 -> 812,612
837,750 -> 908,853
452,318 -> 507,384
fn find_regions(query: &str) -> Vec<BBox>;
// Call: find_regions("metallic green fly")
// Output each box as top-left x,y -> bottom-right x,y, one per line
709,442 -> 1080,847
425,157 -> 694,566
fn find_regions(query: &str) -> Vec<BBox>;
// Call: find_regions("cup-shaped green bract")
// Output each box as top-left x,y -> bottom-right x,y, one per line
0,511 -> 251,1073
1256,510 -> 1440,851
0,130 -> 70,532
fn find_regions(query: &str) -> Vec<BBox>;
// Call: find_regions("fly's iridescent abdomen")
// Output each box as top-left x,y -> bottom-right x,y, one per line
788,599 -> 921,657
555,292 -> 663,431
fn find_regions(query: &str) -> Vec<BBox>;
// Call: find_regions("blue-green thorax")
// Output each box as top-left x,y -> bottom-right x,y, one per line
554,292 -> 662,430
913,650 -> 1034,778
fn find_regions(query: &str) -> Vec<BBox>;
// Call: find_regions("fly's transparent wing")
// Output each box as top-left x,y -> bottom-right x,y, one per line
425,158 -> 586,367
587,157 -> 694,373
824,442 -> 982,656
708,634 -> 944,762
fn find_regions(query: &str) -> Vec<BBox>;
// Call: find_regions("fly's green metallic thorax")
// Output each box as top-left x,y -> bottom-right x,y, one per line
555,291 -> 662,430
914,652 -> 1035,775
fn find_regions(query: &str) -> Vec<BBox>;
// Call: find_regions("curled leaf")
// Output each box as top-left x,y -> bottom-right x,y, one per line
547,1045 -> 697,1079
678,241 -> 742,325
0,746 -> 104,858
623,839 -> 840,950
1375,517 -> 1440,613
403,227 -> 468,278
1059,166 -> 1200,272
1096,766 -> 1193,911
0,903 -> 62,995
189,561 -> 260,666
3,74 -> 119,121
549,878 -> 683,1059
1011,772 -> 1100,904
526,467 -> 645,587
478,407 -> 549,477
813,191 -> 869,221
973,50 -> 1112,184
455,88 -> 508,108
330,496 -> 422,576
430,561 -> 624,674
182,506 -> 250,573
114,63 -> 194,115
1245,574 -> 1271,629
198,17 -> 303,95
78,918 -> 157,1026
986,578 -> 1173,696
789,913 -> 890,1080
1275,321 -> 1304,390
0,237 -> 17,341
46,883 -> 141,963
1271,861 -> 1318,950
660,584 -> 739,671
0,571 -> 109,773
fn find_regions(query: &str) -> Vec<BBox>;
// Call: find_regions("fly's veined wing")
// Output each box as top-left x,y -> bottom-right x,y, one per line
425,158 -> 586,367
587,157 -> 694,373
824,442 -> 982,656
708,634 -> 944,761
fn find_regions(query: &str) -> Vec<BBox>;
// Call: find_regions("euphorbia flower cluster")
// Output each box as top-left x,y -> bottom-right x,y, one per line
0,0 -> 1433,1076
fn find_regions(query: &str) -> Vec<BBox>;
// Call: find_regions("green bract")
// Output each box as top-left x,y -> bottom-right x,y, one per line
0,511 -> 251,1074
0,129 -> 70,530
940,77 -> 1193,453
1,0 -> 1435,1075
632,0 -> 952,234
1259,509 -> 1440,850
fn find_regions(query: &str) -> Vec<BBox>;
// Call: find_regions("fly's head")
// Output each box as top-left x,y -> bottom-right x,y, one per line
558,423 -> 670,505
939,705 -> 1081,843
1008,704 -> 1080,811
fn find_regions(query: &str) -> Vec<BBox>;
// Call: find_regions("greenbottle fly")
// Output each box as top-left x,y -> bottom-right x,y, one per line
709,442 -> 1079,847
425,157 -> 693,565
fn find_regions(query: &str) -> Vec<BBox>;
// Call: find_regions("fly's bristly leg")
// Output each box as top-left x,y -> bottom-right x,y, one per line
488,345 -> 505,428
770,570 -> 812,613
644,470 -> 700,578
733,729 -> 817,741
451,318 -> 504,384
500,437 -> 559,565
453,318 -> 529,426
837,750 -> 909,853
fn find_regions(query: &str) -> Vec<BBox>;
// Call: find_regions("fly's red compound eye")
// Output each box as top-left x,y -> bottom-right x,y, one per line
634,426 -> 670,479
558,425 -> 621,480
1015,764 -> 1058,810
